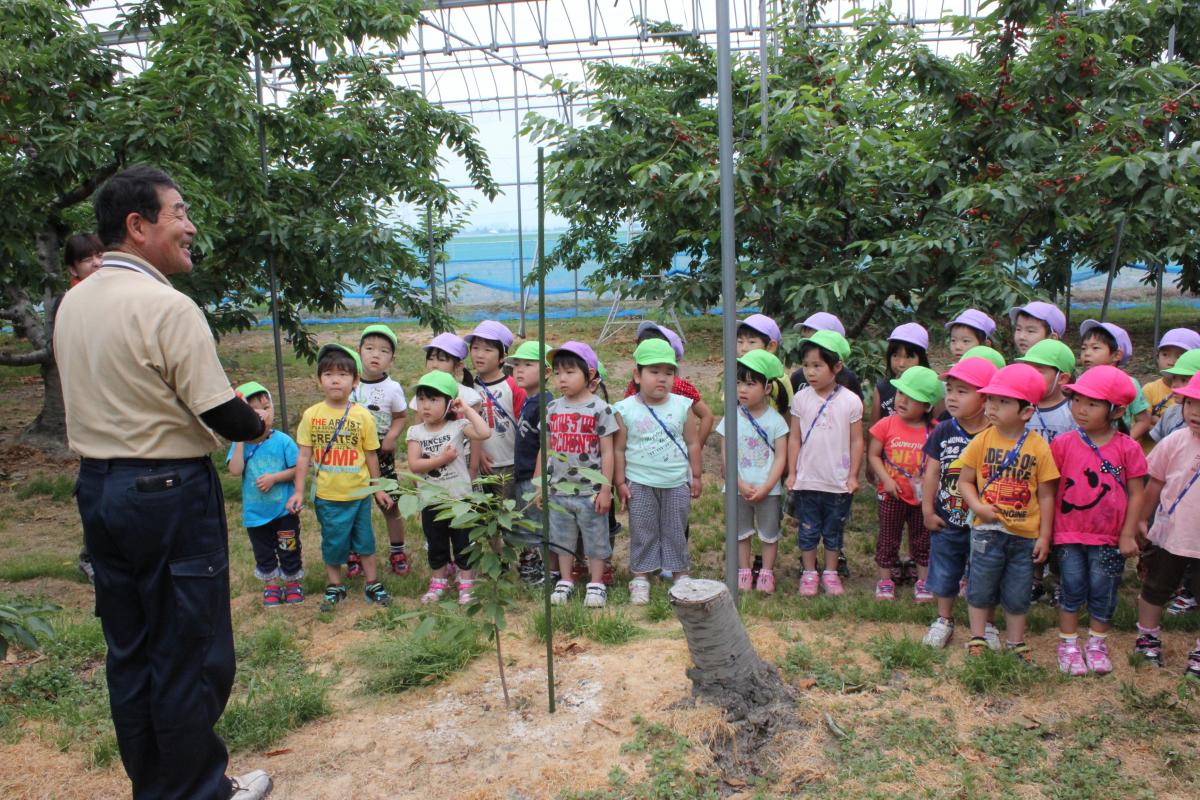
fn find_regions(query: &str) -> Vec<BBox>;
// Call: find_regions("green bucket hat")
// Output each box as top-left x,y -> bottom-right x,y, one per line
236,381 -> 271,402
597,360 -> 608,381
961,345 -> 1006,370
799,329 -> 851,363
633,338 -> 678,367
317,343 -> 363,376
359,323 -> 398,350
736,349 -> 785,381
1017,339 -> 1076,374
415,370 -> 460,399
890,365 -> 944,405
1164,349 -> 1200,377
507,340 -> 550,364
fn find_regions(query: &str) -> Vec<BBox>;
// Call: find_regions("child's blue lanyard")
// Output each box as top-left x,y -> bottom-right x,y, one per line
882,425 -> 931,481
804,386 -> 841,442
979,430 -> 1029,494
1152,396 -> 1172,416
739,404 -> 775,452
476,379 -> 516,428
950,419 -> 969,440
242,432 -> 272,467
1076,430 -> 1126,488
640,397 -> 690,462
312,404 -> 352,501
1161,466 -> 1200,517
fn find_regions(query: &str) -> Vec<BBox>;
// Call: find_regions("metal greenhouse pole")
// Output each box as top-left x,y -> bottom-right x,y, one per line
717,0 -> 739,597
537,147 -> 556,714
1153,24 -> 1177,349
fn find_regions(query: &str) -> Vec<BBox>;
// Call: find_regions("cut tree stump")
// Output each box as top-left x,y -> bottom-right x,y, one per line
669,579 -> 799,778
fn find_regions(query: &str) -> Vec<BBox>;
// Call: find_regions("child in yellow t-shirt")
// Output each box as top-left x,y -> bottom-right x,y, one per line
287,344 -> 394,611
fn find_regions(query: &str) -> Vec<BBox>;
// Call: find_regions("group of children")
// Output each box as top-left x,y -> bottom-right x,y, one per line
225,302 -> 1200,677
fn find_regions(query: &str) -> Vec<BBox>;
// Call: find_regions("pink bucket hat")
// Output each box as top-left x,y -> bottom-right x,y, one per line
636,321 -> 685,361
737,313 -> 781,344
888,322 -> 929,351
979,363 -> 1047,405
1173,372 -> 1200,401
1079,320 -> 1133,366
1063,365 -> 1136,407
464,320 -> 515,350
945,309 -> 997,340
423,332 -> 468,360
940,356 -> 998,389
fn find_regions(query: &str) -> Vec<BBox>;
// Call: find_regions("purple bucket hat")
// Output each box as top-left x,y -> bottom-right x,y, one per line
1080,320 -> 1134,365
794,312 -> 846,336
464,320 -> 514,350
1008,301 -> 1066,337
945,308 -> 997,339
1158,328 -> 1200,353
737,313 -> 781,344
547,341 -> 599,374
888,322 -> 929,351
423,332 -> 468,360
636,321 -> 685,361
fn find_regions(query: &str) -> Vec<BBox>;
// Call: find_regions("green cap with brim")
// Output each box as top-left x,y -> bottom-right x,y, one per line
961,345 -> 1006,370
597,360 -> 608,381
507,340 -> 551,364
736,349 -> 785,381
236,381 -> 271,402
318,343 -> 363,376
1164,349 -> 1200,377
633,338 -> 678,367
360,323 -> 398,350
1017,339 -> 1076,374
890,365 -> 944,405
799,329 -> 851,363
415,370 -> 460,399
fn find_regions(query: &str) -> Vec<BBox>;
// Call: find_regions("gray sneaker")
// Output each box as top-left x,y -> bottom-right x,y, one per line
984,623 -> 1002,651
922,617 -> 954,648
550,580 -> 575,606
583,582 -> 607,608
230,769 -> 273,799
78,551 -> 95,584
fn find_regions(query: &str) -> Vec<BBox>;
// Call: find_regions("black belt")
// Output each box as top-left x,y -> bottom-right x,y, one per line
81,456 -> 211,468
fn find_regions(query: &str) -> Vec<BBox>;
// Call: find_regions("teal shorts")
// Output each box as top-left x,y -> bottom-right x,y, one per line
315,497 -> 375,565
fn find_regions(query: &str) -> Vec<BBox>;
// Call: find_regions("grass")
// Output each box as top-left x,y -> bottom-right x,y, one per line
0,552 -> 86,583
777,640 -> 876,694
563,717 -> 721,800
359,614 -> 487,694
957,647 -> 1050,695
867,632 -> 946,677
530,601 -> 644,645
14,475 -> 76,503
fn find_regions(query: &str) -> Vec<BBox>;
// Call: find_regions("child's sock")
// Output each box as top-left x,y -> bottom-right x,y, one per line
1059,632 -> 1078,644
390,543 -> 406,554
1005,640 -> 1026,650
1087,629 -> 1108,641
937,616 -> 954,626
1137,622 -> 1161,636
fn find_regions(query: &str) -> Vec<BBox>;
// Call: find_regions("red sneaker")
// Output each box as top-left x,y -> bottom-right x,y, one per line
389,550 -> 410,576
283,581 -> 304,604
262,584 -> 284,608
346,552 -> 364,579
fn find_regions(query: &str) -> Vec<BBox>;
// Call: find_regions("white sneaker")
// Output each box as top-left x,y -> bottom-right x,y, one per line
230,770 -> 273,799
550,580 -> 574,606
984,623 -> 1002,651
583,582 -> 607,608
922,617 -> 954,648
629,577 -> 651,605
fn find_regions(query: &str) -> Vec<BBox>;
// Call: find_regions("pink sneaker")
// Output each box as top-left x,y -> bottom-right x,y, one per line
1084,637 -> 1113,675
914,579 -> 934,603
1057,639 -> 1088,676
799,570 -> 820,597
755,569 -> 775,594
821,571 -> 844,596
875,579 -> 896,601
737,568 -> 753,591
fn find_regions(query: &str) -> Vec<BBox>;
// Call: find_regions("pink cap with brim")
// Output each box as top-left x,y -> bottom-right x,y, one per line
1063,365 -> 1136,407
547,341 -> 599,374
796,312 -> 845,336
888,322 -> 929,351
940,357 -> 998,389
1079,320 -> 1133,366
1173,372 -> 1200,401
737,313 -> 781,344
464,320 -> 515,350
1008,301 -> 1066,337
636,321 -> 685,361
945,309 -> 997,339
1158,328 -> 1200,353
979,363 -> 1047,405
423,332 -> 468,360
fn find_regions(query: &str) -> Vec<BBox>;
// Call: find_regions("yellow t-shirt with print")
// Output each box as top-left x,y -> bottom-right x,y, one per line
297,402 -> 380,501
959,426 -> 1059,539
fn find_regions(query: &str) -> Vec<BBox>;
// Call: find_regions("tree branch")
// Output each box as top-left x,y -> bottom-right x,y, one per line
0,349 -> 51,367
49,161 -> 121,212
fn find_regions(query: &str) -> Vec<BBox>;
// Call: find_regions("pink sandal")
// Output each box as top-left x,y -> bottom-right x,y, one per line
755,569 -> 775,594
457,577 -> 475,606
421,577 -> 448,604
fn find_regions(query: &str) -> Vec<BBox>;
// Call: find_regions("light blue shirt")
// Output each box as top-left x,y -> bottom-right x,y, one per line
613,393 -> 693,489
715,406 -> 789,494
226,431 -> 298,528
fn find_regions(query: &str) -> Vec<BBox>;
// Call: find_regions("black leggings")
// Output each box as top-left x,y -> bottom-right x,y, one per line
423,506 -> 472,571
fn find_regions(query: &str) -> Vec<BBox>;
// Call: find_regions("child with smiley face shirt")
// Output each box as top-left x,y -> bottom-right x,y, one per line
1049,366 -> 1147,676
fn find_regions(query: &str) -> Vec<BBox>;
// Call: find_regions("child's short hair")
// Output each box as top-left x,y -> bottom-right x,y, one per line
799,341 -> 841,370
637,328 -> 667,344
948,323 -> 986,346
244,389 -> 270,404
885,340 -> 930,370
736,323 -> 771,348
414,384 -> 458,419
317,345 -> 358,378
1081,326 -> 1119,354
1014,311 -> 1053,337
359,333 -> 395,353
551,349 -> 591,378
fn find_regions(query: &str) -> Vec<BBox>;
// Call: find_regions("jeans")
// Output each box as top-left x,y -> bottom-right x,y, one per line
794,490 -> 852,552
1055,543 -> 1123,623
966,528 -> 1036,615
76,457 -> 234,800
926,524 -> 970,598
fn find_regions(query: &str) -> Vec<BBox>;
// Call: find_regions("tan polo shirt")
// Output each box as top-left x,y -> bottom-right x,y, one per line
53,251 -> 235,459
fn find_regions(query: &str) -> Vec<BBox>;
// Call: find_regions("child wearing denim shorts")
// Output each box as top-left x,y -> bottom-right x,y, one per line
1050,366 -> 1147,675
787,330 -> 864,597
958,364 -> 1060,663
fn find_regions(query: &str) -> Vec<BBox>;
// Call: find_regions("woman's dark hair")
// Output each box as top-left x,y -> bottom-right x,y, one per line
551,350 -> 591,379
317,347 -> 358,378
736,324 -> 771,348
799,341 -> 841,370
94,165 -> 181,247
1081,327 -> 1119,355
885,340 -> 930,375
64,233 -> 103,266
426,347 -> 473,387
414,385 -> 458,420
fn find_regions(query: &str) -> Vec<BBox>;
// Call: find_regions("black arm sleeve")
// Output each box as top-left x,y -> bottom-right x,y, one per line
200,397 -> 267,442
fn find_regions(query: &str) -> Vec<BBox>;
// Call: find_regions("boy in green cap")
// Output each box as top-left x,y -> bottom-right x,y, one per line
228,381 -> 304,607
508,340 -> 552,586
1017,339 -> 1078,444
348,324 -> 410,577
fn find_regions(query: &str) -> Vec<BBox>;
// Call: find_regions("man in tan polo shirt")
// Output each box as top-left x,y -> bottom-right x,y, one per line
54,165 -> 273,800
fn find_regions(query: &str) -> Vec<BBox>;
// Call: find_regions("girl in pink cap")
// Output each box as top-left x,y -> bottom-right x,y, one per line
1050,366 -> 1148,676
872,323 -> 931,424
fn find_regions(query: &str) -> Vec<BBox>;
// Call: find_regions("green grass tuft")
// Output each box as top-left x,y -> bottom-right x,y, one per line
530,601 -> 643,645
14,475 -> 76,503
867,632 -> 946,677
359,616 -> 486,694
0,553 -> 87,583
957,648 -> 1047,695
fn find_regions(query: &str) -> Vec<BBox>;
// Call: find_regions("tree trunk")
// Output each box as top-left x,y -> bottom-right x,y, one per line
21,357 -> 68,449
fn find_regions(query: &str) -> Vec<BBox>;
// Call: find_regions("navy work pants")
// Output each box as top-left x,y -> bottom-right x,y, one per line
77,457 -> 235,800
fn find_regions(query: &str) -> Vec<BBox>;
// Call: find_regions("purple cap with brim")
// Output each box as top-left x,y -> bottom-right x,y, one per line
464,320 -> 514,350
547,341 -> 599,374
888,322 -> 929,351
1008,301 -> 1067,337
1080,320 -> 1134,366
1158,328 -> 1200,353
737,313 -> 781,344
945,308 -> 997,339
423,332 -> 468,360
636,321 -> 685,361
794,312 -> 846,336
